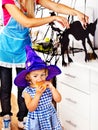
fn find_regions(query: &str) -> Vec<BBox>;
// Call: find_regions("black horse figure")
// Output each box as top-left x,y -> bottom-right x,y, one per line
50,19 -> 98,66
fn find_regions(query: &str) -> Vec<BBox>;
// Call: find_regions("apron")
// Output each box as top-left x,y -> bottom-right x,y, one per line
0,5 -> 32,68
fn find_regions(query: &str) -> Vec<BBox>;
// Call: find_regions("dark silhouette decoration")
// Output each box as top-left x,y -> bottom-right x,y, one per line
50,18 -> 98,66
32,10 -> 98,66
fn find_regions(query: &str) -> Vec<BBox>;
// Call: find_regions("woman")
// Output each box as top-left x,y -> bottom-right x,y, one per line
0,0 -> 88,129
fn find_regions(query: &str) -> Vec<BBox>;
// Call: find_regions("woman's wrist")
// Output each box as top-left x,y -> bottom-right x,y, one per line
52,16 -> 58,22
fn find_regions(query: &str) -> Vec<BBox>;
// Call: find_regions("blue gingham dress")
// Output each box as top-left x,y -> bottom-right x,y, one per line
23,87 -> 62,130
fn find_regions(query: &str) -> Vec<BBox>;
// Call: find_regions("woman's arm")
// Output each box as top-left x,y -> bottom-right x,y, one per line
4,4 -> 70,28
38,0 -> 89,25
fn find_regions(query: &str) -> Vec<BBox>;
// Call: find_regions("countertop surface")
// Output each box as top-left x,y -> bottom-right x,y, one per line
59,50 -> 98,71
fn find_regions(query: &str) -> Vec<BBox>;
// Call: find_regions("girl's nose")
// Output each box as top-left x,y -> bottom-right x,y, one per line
37,76 -> 43,81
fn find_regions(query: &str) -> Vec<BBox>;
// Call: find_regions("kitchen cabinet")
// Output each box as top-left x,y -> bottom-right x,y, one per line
90,70 -> 98,130
57,52 -> 98,130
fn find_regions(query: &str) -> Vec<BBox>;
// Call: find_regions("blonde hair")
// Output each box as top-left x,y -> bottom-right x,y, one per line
26,0 -> 35,18
18,0 -> 35,18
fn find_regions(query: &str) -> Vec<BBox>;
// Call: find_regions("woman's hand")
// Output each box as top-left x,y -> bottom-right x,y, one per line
76,11 -> 89,27
54,16 -> 70,28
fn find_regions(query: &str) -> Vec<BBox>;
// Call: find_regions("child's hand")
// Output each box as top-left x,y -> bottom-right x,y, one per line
35,81 -> 46,95
44,81 -> 53,90
36,81 -> 46,89
55,16 -> 70,28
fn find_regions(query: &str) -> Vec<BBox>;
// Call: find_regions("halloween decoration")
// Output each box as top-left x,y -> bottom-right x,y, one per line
32,12 -> 61,65
32,12 -> 55,54
32,37 -> 54,54
32,6 -> 98,66
50,18 -> 98,66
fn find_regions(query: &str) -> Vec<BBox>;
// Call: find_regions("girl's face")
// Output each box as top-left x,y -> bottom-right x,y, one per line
28,69 -> 48,86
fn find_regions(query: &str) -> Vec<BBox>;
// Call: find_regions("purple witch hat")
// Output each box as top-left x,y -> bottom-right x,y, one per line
14,46 -> 61,87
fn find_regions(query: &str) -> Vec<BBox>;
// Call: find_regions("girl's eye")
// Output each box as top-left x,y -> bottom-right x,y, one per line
30,75 -> 37,78
42,73 -> 46,76
33,75 -> 37,78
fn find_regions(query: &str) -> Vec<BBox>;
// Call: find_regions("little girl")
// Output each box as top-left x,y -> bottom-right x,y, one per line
14,45 -> 62,130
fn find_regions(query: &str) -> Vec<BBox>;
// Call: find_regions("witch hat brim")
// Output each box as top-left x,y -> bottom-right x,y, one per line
14,65 -> 61,87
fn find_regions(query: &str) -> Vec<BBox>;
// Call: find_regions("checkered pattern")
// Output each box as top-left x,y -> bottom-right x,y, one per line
23,87 -> 62,130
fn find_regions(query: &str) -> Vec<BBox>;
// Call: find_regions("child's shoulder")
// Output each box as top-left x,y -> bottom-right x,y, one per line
24,86 -> 35,94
